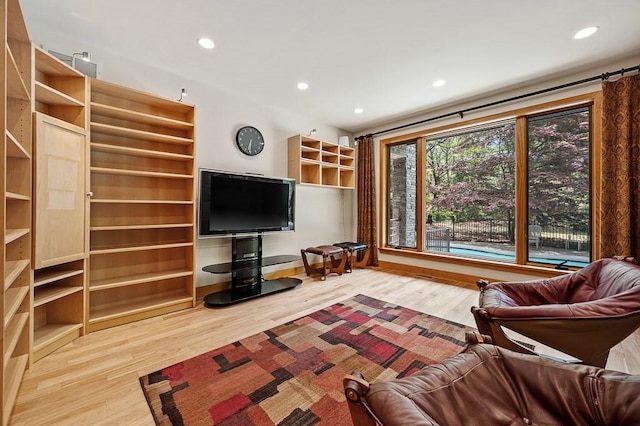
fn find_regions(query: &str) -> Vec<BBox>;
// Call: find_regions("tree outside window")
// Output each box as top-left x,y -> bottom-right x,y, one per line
424,122 -> 516,261
527,107 -> 591,265
383,101 -> 594,268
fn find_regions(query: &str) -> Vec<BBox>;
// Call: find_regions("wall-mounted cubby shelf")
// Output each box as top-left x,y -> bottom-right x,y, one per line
287,134 -> 355,189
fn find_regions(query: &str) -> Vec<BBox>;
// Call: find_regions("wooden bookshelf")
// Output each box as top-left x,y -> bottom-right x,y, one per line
2,0 -> 32,422
33,45 -> 86,128
31,45 -> 89,365
32,260 -> 85,363
88,79 -> 196,332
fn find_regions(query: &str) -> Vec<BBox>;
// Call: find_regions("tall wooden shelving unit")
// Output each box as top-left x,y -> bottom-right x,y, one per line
0,3 -> 197,416
88,79 -> 195,332
2,0 -> 32,423
31,46 -> 88,363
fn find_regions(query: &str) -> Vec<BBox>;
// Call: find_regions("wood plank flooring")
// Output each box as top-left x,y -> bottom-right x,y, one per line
10,267 -> 640,425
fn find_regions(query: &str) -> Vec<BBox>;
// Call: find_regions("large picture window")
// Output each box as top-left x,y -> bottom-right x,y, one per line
425,121 -> 516,261
527,107 -> 591,267
381,94 -> 598,269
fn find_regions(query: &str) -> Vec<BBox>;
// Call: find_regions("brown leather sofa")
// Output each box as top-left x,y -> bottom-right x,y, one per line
471,256 -> 640,367
343,333 -> 640,426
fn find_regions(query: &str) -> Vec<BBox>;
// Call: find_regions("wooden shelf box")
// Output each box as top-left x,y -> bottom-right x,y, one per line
300,163 -> 321,185
288,134 -> 355,189
33,264 -> 84,363
89,281 -> 193,332
321,165 -> 339,186
340,169 -> 355,188
33,46 -> 86,128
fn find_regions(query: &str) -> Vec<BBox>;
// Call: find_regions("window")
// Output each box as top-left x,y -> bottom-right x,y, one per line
425,121 -> 516,261
381,94 -> 598,269
387,141 -> 417,248
527,107 -> 591,267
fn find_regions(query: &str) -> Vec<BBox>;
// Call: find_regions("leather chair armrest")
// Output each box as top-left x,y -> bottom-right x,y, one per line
343,372 -> 379,426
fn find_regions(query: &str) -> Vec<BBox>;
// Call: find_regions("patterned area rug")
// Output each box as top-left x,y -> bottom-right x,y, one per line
139,294 -> 472,425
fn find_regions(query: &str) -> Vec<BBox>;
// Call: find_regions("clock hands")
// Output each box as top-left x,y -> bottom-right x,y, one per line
236,126 -> 263,155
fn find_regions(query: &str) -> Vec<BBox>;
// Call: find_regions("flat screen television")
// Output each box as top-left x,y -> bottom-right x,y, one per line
198,169 -> 295,236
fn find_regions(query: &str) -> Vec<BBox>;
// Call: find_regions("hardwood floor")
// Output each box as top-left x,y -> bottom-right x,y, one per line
10,267 -> 640,425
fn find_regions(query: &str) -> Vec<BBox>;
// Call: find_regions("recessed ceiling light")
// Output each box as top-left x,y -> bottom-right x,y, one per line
198,38 -> 215,49
432,79 -> 446,87
573,26 -> 599,40
354,108 -> 363,114
297,82 -> 309,90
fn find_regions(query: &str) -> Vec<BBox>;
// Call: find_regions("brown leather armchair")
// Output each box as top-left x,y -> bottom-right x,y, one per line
343,333 -> 640,426
471,257 -> 640,367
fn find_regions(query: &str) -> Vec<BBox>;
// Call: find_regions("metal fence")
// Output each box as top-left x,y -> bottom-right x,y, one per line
424,226 -> 450,252
428,219 -> 589,251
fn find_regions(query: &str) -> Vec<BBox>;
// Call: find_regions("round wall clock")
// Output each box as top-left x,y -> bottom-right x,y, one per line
235,126 -> 265,156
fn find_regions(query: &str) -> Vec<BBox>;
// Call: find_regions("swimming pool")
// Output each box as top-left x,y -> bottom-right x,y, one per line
448,246 -> 589,268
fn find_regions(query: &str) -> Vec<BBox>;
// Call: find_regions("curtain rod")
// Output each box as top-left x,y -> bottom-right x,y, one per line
356,64 -> 640,141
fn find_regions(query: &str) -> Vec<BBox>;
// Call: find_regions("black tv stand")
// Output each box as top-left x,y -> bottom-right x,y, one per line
202,235 -> 302,306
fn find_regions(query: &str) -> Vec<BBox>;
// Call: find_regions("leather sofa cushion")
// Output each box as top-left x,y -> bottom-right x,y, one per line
480,258 -> 640,319
364,344 -> 640,426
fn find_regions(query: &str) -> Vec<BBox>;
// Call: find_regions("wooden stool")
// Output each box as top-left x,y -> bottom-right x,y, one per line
301,245 -> 347,280
333,242 -> 370,272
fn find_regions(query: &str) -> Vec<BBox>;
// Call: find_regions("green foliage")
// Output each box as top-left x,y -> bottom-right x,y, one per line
425,122 -> 516,219
424,107 -> 590,233
528,109 -> 590,227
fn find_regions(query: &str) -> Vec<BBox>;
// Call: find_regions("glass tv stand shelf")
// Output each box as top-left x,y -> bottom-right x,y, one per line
202,236 -> 302,306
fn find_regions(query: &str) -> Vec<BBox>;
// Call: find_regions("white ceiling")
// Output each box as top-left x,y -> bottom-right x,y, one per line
20,0 -> 640,133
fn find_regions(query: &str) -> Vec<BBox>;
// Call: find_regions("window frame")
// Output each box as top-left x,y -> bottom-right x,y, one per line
524,105 -> 593,266
379,92 -> 602,272
386,139 -> 420,249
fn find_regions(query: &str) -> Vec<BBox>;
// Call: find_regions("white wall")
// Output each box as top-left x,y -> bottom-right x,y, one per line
357,55 -> 640,282
26,29 -> 355,287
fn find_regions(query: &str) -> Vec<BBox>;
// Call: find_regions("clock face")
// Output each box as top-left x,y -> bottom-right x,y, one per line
235,126 -> 265,156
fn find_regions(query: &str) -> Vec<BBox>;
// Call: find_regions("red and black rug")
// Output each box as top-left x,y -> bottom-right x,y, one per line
139,294 -> 472,425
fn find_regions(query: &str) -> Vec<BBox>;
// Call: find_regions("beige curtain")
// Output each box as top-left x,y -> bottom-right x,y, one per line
357,136 -> 379,266
600,73 -> 640,259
